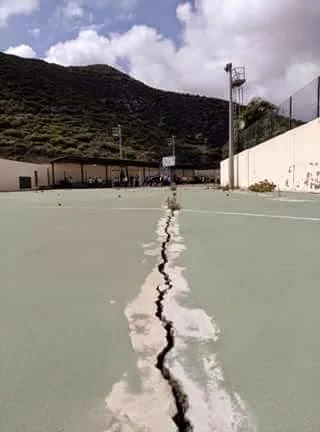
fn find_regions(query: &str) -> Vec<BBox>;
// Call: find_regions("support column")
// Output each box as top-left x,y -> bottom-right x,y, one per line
80,163 -> 84,184
51,162 -> 55,186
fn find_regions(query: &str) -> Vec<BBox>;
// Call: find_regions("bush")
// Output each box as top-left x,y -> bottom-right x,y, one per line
3,129 -> 25,138
12,143 -> 28,155
63,147 -> 81,155
167,189 -> 181,211
249,180 -> 276,193
50,135 -> 65,146
30,133 -> 50,142
74,133 -> 94,142
167,196 -> 181,211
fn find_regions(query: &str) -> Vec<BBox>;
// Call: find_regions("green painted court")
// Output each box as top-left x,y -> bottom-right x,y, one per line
1,187 -> 320,432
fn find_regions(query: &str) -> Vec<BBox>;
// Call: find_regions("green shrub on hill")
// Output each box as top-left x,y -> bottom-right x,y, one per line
0,52 -> 228,164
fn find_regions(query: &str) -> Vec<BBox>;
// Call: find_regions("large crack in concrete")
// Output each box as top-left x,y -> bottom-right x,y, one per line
155,212 -> 193,432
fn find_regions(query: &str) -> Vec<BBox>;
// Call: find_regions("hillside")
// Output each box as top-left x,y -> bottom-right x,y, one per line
0,52 -> 228,166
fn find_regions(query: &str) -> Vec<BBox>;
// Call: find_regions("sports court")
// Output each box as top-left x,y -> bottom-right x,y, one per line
1,187 -> 320,432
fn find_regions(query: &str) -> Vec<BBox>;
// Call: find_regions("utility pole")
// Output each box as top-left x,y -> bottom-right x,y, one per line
112,124 -> 123,159
224,63 -> 234,189
172,135 -> 175,159
118,124 -> 123,160
167,135 -> 176,182
168,135 -> 176,158
202,138 -> 208,166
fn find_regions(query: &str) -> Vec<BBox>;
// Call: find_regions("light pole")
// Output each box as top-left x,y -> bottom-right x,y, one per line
112,124 -> 123,159
168,135 -> 176,159
167,135 -> 176,181
224,62 -> 234,189
224,63 -> 246,189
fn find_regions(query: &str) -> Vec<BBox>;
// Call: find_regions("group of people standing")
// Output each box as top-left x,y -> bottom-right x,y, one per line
120,174 -> 140,188
88,176 -> 104,186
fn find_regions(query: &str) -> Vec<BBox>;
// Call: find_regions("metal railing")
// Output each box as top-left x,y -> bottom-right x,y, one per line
238,76 -> 320,152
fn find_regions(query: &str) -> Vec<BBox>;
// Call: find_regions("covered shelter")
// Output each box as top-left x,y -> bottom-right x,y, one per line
50,156 -> 160,188
171,163 -> 196,179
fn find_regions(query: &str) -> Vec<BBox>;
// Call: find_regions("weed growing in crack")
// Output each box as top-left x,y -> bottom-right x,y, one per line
167,183 -> 181,211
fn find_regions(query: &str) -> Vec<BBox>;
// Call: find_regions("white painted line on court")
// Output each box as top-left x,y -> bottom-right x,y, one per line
2,206 -> 164,212
5,205 -> 320,222
270,198 -> 318,203
110,207 -> 165,211
182,208 -> 320,222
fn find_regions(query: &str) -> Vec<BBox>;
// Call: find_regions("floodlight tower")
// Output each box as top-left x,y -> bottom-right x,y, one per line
224,63 -> 246,189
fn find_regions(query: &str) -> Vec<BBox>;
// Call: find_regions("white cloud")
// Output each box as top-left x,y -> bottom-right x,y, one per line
62,0 -> 84,19
45,29 -> 117,66
5,44 -> 36,58
0,0 -> 39,26
45,0 -> 320,103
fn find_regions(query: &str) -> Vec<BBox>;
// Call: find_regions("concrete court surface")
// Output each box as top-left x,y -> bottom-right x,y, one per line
177,188 -> 320,432
0,188 -> 166,432
0,187 -> 320,432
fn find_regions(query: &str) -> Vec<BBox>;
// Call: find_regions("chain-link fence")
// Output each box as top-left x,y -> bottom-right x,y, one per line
238,76 -> 320,153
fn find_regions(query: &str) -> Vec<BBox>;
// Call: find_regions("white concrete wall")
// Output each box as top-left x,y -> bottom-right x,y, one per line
221,118 -> 320,192
0,158 -> 50,192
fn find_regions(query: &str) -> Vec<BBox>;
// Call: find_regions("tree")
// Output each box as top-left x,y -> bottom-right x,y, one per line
240,97 -> 277,130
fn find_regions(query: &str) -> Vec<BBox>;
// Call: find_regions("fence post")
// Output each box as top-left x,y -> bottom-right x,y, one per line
289,96 -> 293,129
317,76 -> 320,118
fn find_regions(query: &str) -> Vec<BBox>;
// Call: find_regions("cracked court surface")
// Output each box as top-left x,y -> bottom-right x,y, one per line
1,188 -> 320,432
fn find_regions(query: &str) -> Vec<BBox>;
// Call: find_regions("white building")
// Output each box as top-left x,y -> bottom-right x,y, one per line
0,158 -> 50,192
0,156 -> 160,192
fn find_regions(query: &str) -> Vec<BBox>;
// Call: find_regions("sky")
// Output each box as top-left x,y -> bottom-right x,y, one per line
1,0 -> 320,103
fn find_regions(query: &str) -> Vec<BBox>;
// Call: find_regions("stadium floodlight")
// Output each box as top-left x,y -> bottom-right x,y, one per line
224,63 -> 232,73
112,124 -> 123,159
225,62 -> 234,189
225,63 -> 246,189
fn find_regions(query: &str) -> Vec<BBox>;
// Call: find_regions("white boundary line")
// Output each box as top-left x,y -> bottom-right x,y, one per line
182,208 -> 320,222
0,206 -> 163,212
2,205 -> 320,222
